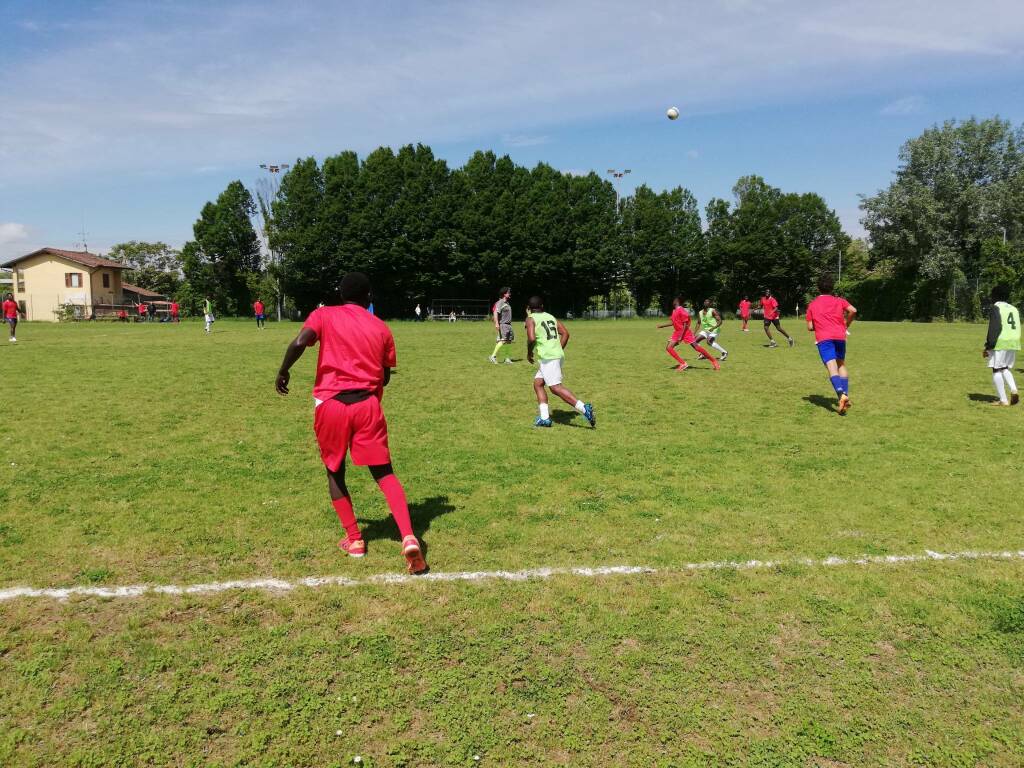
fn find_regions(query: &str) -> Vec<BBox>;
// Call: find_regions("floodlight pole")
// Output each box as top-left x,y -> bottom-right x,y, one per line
606,170 -> 631,318
258,163 -> 290,321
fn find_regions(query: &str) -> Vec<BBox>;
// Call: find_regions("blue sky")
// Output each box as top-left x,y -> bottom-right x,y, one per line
1,0 -> 1023,261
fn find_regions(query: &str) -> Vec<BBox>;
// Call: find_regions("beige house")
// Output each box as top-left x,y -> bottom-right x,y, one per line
1,248 -> 128,321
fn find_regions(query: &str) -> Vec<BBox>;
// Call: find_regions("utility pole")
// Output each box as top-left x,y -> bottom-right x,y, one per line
606,170 -> 631,318
257,163 -> 290,321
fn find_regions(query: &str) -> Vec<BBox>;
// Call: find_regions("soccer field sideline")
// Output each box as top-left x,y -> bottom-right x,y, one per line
4,546 -> 1023,603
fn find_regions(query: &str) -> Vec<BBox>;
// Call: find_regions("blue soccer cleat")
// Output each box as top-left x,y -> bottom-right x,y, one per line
583,403 -> 596,428
534,417 -> 553,428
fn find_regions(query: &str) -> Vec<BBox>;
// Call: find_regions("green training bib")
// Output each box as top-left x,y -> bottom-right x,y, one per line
996,301 -> 1022,351
530,312 -> 564,359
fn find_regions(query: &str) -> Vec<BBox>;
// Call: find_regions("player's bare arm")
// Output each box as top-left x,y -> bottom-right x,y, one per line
557,320 -> 570,349
844,304 -> 858,327
276,327 -> 318,395
656,321 -> 672,329
526,316 -> 537,363
713,308 -> 722,330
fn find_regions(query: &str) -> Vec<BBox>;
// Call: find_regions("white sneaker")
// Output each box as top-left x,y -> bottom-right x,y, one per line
768,341 -> 778,348
488,356 -> 497,364
720,351 -> 728,361
787,337 -> 795,347
9,337 -> 15,343
504,358 -> 513,364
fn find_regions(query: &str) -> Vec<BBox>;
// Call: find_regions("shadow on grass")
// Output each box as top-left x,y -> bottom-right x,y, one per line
551,410 -> 587,428
803,394 -> 836,412
360,495 -> 455,556
968,393 -> 1000,403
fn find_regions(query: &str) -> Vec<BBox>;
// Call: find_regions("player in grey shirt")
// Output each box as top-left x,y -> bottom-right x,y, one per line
489,287 -> 515,364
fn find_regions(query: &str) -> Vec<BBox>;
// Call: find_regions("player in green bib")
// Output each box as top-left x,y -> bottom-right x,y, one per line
525,295 -> 595,428
203,297 -> 215,334
983,284 -> 1021,406
693,299 -> 728,361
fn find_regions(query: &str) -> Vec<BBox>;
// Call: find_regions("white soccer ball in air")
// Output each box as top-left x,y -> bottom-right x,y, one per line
666,106 -> 680,120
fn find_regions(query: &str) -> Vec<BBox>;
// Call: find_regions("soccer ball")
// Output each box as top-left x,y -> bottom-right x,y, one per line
666,107 -> 680,120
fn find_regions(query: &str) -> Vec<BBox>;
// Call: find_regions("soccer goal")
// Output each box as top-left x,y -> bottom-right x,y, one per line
429,299 -> 492,321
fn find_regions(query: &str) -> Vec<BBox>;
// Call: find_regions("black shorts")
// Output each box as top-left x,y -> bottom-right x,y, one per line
764,318 -> 782,329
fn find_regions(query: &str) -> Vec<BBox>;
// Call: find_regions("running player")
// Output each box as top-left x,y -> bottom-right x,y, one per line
275,272 -> 427,574
203,297 -> 215,334
806,274 -> 857,414
738,295 -> 751,332
695,299 -> 729,361
984,284 -> 1021,407
760,288 -> 794,348
3,293 -> 21,342
656,297 -> 720,371
526,296 -> 595,428
253,298 -> 266,330
489,287 -> 514,364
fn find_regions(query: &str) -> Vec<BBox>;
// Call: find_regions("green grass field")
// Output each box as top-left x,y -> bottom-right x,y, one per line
2,317 -> 1023,767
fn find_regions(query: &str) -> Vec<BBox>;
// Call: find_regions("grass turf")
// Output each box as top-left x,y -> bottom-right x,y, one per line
1,317 -> 1023,766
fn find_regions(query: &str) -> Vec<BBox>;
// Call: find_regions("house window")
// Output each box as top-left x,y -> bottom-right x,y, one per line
102,273 -> 110,288
65,273 -> 83,288
16,269 -> 25,292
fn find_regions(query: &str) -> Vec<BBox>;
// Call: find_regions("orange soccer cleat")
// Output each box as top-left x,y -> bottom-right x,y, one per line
402,535 -> 428,575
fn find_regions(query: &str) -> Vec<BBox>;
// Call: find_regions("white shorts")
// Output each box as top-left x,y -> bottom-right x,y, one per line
204,314 -> 215,323
694,330 -> 718,343
988,350 -> 1017,369
534,358 -> 564,386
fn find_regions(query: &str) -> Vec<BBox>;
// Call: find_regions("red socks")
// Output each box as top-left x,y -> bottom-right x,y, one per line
332,496 -> 361,541
667,347 -> 687,365
377,474 -> 414,539
694,345 -> 713,360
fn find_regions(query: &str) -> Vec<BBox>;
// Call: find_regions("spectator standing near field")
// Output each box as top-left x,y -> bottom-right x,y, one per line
984,284 -> 1021,407
253,298 -> 266,330
275,272 -> 428,574
170,301 -> 180,323
739,296 -> 751,332
415,303 -> 422,322
489,287 -> 514,365
137,301 -> 148,322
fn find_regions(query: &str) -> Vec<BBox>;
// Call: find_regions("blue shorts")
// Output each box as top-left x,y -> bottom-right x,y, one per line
817,339 -> 846,364
256,314 -> 265,321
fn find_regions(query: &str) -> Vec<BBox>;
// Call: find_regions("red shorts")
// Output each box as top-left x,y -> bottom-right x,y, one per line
313,396 -> 390,471
671,330 -> 695,345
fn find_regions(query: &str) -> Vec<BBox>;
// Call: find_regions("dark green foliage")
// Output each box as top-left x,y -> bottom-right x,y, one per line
107,241 -> 183,296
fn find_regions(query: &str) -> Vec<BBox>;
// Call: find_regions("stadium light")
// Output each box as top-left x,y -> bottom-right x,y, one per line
258,162 -> 292,322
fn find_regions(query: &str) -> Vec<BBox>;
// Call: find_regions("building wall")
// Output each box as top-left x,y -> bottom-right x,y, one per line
89,268 -> 123,307
12,256 -> 96,321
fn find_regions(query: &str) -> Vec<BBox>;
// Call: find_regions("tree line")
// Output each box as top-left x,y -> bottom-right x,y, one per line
113,117 -> 1022,321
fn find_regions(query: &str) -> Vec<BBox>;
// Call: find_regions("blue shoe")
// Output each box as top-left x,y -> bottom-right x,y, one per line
583,403 -> 596,427
534,417 -> 553,428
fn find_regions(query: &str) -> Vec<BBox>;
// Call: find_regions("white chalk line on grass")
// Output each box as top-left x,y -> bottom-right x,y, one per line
2,550 -> 1023,604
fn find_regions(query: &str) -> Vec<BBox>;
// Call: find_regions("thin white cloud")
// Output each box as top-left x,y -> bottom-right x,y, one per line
686,149 -> 700,160
880,95 -> 926,115
502,133 -> 551,148
0,223 -> 29,246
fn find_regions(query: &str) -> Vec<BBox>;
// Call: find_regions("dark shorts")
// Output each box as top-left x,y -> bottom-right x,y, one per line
256,314 -> 265,321
764,318 -> 782,329
498,324 -> 514,343
817,339 -> 847,364
5,317 -> 16,327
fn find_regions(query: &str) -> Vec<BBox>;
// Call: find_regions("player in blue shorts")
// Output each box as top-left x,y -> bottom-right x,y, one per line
806,274 -> 857,414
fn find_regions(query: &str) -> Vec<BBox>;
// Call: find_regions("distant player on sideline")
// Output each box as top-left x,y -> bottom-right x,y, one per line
984,284 -> 1021,407
137,301 -> 148,322
738,295 -> 751,332
760,288 -> 794,348
695,299 -> 729,361
489,287 -> 514,364
253,298 -> 266,330
203,298 -> 215,334
806,274 -> 857,414
526,296 -> 595,428
275,272 -> 428,574
170,300 -> 180,323
656,297 -> 720,371
3,293 -> 21,342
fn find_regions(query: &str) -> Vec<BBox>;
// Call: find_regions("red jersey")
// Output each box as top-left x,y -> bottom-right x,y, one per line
806,294 -> 850,342
303,304 -> 397,400
254,301 -> 265,315
3,300 -> 17,319
170,302 -> 179,315
138,304 -> 147,314
760,296 -> 779,320
671,306 -> 690,332
739,299 -> 751,318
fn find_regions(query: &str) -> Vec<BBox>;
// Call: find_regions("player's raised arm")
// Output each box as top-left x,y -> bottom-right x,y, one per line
276,327 -> 318,395
557,320 -> 570,349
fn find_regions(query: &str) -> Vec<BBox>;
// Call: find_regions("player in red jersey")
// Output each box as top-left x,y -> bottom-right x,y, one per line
738,296 -> 751,332
3,293 -> 22,342
806,274 -> 857,414
656,296 -> 719,371
760,288 -> 794,348
253,298 -> 266,330
275,272 -> 427,574
170,301 -> 180,323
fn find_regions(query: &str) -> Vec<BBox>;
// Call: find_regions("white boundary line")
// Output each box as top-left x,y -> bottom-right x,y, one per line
2,550 -> 1023,604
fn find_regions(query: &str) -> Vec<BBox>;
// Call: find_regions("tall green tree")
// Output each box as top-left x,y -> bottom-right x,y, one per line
181,181 -> 261,315
271,157 -> 328,313
861,117 -> 1024,319
108,241 -> 182,296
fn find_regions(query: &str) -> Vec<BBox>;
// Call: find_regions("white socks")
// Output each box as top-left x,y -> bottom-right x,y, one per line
1002,368 -> 1018,394
993,371 -> 1009,404
711,341 -> 727,355
573,400 -> 586,414
539,403 -> 550,420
